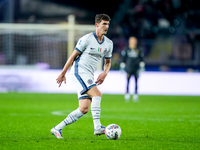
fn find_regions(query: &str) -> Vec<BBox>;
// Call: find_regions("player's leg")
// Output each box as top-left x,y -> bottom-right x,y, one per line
51,98 -> 90,139
86,86 -> 105,135
54,91 -> 92,129
126,73 -> 131,93
125,73 -> 131,101
51,106 -> 85,139
56,98 -> 90,128
134,75 -> 138,94
79,98 -> 91,114
133,72 -> 139,102
51,72 -> 93,139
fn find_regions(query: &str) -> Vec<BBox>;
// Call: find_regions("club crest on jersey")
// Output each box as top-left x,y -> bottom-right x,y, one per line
103,48 -> 108,55
87,79 -> 93,85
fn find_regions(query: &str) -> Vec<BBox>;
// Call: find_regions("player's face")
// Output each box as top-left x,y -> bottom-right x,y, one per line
129,37 -> 137,49
96,20 -> 110,35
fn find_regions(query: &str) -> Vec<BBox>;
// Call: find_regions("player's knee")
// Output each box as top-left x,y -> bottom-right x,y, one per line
79,106 -> 89,114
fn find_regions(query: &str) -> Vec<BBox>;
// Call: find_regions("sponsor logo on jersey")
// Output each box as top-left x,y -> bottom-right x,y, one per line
88,53 -> 102,58
127,50 -> 138,57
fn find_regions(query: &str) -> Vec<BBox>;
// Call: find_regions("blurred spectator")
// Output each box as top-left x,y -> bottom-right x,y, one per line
171,35 -> 193,60
0,53 -> 6,65
120,36 -> 145,102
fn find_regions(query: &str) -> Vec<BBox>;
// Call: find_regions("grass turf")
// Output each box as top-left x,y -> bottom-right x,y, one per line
0,93 -> 199,150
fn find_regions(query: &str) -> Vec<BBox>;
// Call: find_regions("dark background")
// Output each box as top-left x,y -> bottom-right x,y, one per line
0,0 -> 200,71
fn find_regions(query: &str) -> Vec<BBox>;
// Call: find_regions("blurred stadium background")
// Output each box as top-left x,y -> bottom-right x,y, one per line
0,0 -> 200,95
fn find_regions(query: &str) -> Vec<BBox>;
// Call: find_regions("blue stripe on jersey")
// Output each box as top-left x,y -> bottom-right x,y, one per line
79,96 -> 91,100
88,84 -> 96,90
75,47 -> 82,53
105,57 -> 111,59
74,57 -> 87,94
74,57 -> 97,95
93,32 -> 105,44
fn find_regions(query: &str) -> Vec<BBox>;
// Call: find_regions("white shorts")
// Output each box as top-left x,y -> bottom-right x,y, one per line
70,73 -> 96,100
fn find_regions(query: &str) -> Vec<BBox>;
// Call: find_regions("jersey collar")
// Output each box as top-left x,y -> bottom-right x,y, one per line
93,32 -> 105,44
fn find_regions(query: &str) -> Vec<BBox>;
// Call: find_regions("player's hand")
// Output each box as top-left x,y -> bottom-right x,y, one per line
95,72 -> 107,85
120,62 -> 126,73
56,74 -> 66,87
139,66 -> 145,72
139,62 -> 145,73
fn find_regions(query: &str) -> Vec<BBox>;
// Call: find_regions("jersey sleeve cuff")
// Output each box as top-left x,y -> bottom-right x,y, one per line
75,47 -> 82,53
105,57 -> 111,59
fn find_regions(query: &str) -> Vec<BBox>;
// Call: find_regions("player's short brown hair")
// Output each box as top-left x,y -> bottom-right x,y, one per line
95,14 -> 111,23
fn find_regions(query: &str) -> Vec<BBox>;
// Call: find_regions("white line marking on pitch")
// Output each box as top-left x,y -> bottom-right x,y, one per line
51,110 -> 200,122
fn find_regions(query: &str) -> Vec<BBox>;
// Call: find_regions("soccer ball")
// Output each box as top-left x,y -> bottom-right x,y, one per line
105,124 -> 122,140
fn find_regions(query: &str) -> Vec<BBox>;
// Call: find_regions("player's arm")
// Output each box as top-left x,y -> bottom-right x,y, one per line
120,50 -> 127,71
103,58 -> 111,75
95,58 -> 111,85
56,50 -> 80,87
139,50 -> 145,72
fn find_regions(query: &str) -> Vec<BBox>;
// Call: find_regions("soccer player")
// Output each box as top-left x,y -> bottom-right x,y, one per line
120,36 -> 145,102
51,14 -> 113,139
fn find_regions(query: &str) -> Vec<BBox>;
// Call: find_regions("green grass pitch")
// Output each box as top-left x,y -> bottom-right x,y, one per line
0,93 -> 200,150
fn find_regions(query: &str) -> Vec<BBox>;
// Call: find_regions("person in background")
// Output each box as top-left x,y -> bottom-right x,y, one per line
120,36 -> 145,102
